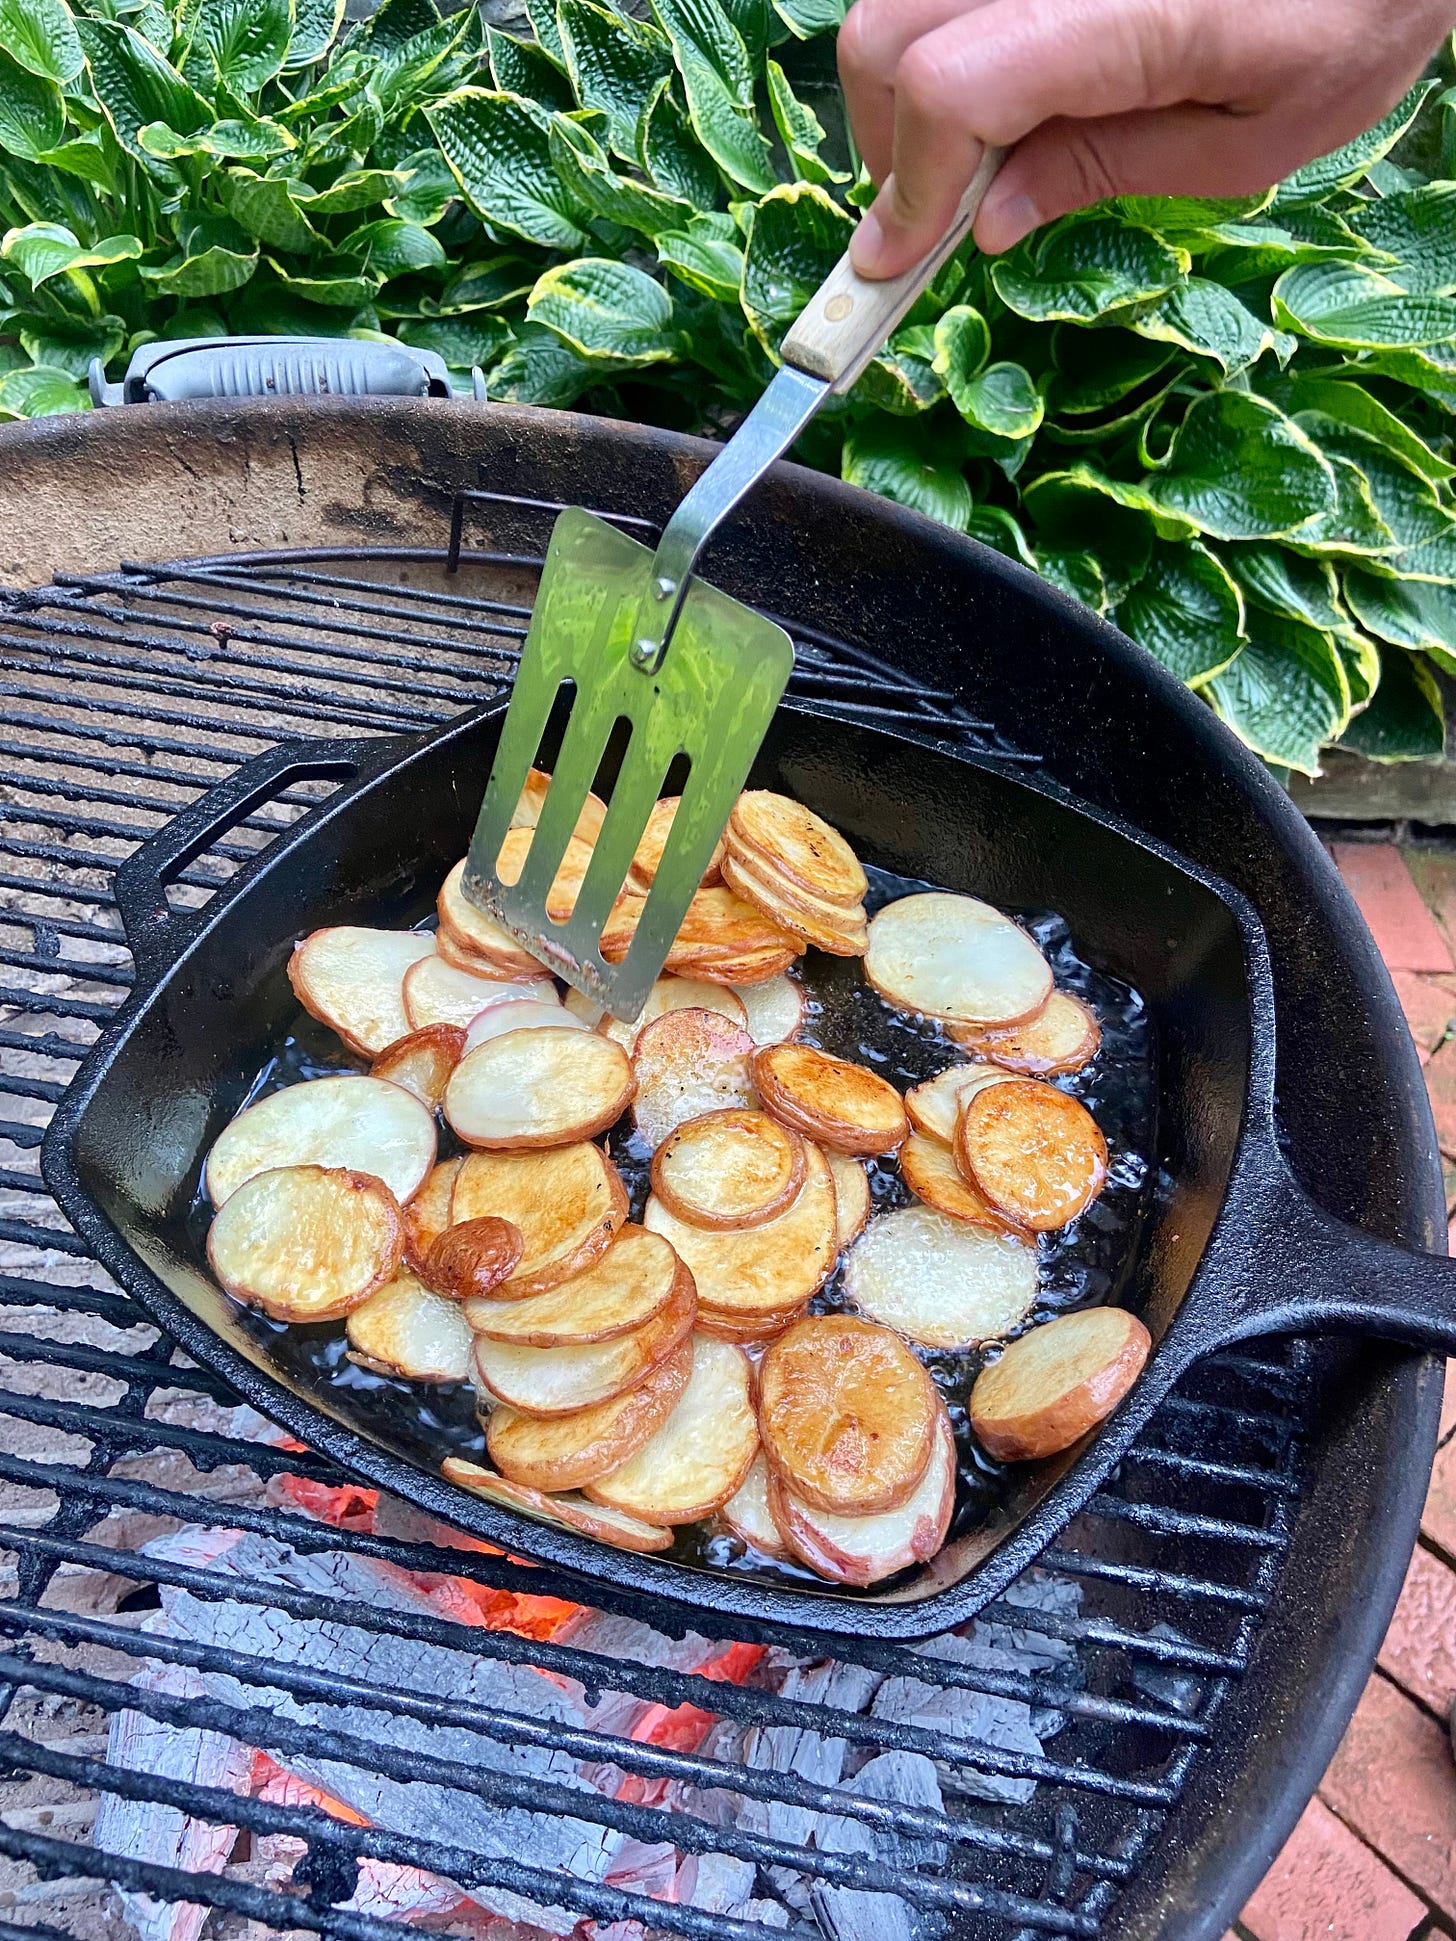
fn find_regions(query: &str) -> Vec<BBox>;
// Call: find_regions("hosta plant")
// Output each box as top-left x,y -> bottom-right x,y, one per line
0,0 -> 1453,773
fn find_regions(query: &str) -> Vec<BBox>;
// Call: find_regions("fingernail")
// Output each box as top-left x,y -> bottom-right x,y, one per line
849,205 -> 887,275
977,188 -> 1041,254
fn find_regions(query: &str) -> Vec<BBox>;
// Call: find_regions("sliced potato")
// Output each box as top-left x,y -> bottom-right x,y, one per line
345,1269 -> 474,1382
287,927 -> 436,1057
441,1458 -> 672,1553
678,944 -> 800,987
627,796 -> 725,892
404,955 -> 553,1031
956,1079 -> 1108,1232
452,1144 -> 627,1297
758,1315 -> 936,1516
438,861 -> 549,976
729,791 -> 868,906
752,1043 -> 908,1156
471,1269 -> 695,1414
494,827 -> 600,922
511,768 -> 608,846
565,976 -> 745,1052
951,990 -> 1101,1076
422,1216 -> 524,1301
436,917 -> 544,981
208,1165 -> 401,1323
403,1156 -> 462,1271
585,1335 -> 757,1523
733,974 -> 804,1047
899,1132 -> 1024,1233
371,1024 -> 465,1108
463,999 -> 591,1052
631,1007 -> 758,1150
826,1148 -> 871,1250
205,1074 -> 436,1209
720,852 -> 868,958
842,1204 -> 1038,1349
651,1109 -> 805,1230
969,1306 -> 1150,1462
643,1141 -> 837,1320
463,1226 -> 683,1343
446,1028 -> 634,1149
693,1303 -> 806,1343
865,892 -> 1052,1028
486,1342 -> 693,1490
718,1454 -> 790,1558
770,1406 -> 955,1587
904,1064 -> 1015,1144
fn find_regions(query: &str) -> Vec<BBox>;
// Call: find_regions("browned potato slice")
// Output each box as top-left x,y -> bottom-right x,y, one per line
462,1226 -> 683,1342
644,1142 -> 837,1319
769,1405 -> 955,1587
438,861 -> 549,976
652,1109 -> 805,1230
753,1043 -> 908,1155
445,1028 -> 634,1149
207,1165 -> 401,1323
404,956 -> 552,1031
957,1079 -> 1108,1232
286,927 -> 435,1058
585,1335 -> 757,1523
759,1315 -> 935,1516
463,999 -> 588,1052
631,1007 -> 758,1150
671,884 -> 801,958
694,1303 -> 806,1343
904,1065 -> 1015,1143
485,1342 -> 693,1490
899,1132 -> 1024,1234
865,892 -> 1052,1027
626,796 -> 725,891
825,1148 -> 871,1249
676,944 -> 800,987
733,974 -> 805,1046
718,1453 -> 790,1557
842,1204 -> 1037,1349
511,768 -> 608,846
205,1074 -> 436,1209
729,792 -> 868,905
441,1458 -> 672,1552
720,851 -> 868,958
371,1023 -> 466,1108
403,1156 -> 461,1271
494,828 -> 600,922
952,990 -> 1101,1076
436,917 -> 544,981
969,1307 -> 1151,1461
470,1268 -> 695,1414
422,1216 -> 524,1301
565,976 -> 745,1051
453,1144 -> 627,1296
345,1269 -> 474,1382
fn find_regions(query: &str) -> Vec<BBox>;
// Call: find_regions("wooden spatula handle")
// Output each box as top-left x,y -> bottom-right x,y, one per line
781,146 -> 1005,394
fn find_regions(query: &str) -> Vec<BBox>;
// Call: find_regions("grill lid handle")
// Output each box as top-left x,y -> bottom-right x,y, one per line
90,336 -> 484,407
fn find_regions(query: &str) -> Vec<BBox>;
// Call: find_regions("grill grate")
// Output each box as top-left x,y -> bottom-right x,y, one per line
0,497 -> 1310,1941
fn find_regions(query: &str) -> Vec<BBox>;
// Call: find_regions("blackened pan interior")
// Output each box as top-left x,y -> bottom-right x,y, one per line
63,701 -> 1252,1609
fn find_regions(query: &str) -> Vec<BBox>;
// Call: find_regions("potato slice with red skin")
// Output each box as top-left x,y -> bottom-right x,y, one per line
441,1458 -> 672,1553
733,974 -> 805,1047
446,1028 -> 634,1150
694,1303 -> 806,1343
651,1109 -> 805,1230
208,1165 -> 401,1323
753,1043 -> 908,1156
904,1065 -> 1015,1144
287,927 -> 436,1058
485,1342 -> 692,1490
452,1144 -> 627,1297
643,1142 -> 837,1320
565,977 -> 745,1052
371,1024 -> 466,1108
825,1148 -> 871,1250
627,796 -> 725,892
462,1227 -> 684,1343
585,1335 -> 757,1523
720,851 -> 868,957
403,1157 -> 462,1271
631,1007 -> 758,1151
345,1270 -> 474,1382
729,792 -> 868,906
865,892 -> 1051,1028
404,956 -> 553,1031
676,945 -> 800,987
969,1307 -> 1150,1461
511,768 -> 608,846
463,1000 -> 591,1052
421,1216 -> 524,1301
436,917 -> 544,981
758,1315 -> 936,1516
494,828 -> 600,922
769,1405 -> 955,1587
718,1453 -> 791,1558
470,1269 -> 695,1414
438,862 -> 549,976
842,1204 -> 1038,1349
205,1074 -> 436,1209
951,990 -> 1101,1077
957,1079 -> 1108,1232
899,1132 -> 1026,1235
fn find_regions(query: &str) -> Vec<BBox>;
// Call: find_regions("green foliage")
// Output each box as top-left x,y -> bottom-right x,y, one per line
0,0 -> 1451,773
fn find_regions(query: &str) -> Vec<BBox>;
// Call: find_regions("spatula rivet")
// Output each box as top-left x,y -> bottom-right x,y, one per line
825,295 -> 854,322
654,576 -> 676,600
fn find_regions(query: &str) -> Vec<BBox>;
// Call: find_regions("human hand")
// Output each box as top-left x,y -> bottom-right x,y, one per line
840,0 -> 1456,276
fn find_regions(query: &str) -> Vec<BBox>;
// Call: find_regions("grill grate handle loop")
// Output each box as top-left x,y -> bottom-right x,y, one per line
89,336 -> 478,407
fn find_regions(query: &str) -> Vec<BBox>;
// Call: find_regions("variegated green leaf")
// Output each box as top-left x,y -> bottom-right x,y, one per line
0,0 -> 82,82
655,211 -> 742,299
1206,616 -> 1350,773
766,60 -> 845,184
1128,277 -> 1294,375
427,87 -> 586,250
841,417 -> 971,530
1274,261 -> 1456,349
527,256 -> 678,364
740,180 -> 851,350
1339,644 -> 1445,761
548,113 -> 691,237
652,0 -> 775,192
1115,541 -> 1244,685
489,319 -> 603,404
559,0 -> 671,161
2,220 -> 141,286
991,215 -> 1188,323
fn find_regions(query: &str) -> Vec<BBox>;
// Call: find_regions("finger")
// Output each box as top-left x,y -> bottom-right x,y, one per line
838,0 -> 995,184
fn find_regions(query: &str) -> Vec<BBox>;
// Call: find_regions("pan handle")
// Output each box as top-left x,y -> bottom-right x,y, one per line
114,737 -> 379,988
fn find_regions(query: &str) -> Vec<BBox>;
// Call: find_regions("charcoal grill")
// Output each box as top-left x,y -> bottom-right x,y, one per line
0,394 -> 1442,1941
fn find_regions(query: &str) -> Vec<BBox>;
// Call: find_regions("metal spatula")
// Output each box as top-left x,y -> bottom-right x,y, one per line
462,149 -> 1004,1021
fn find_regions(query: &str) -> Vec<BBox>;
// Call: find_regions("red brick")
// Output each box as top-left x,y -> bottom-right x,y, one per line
1423,1434 -> 1456,1558
1332,843 -> 1454,974
1379,1545 -> 1456,1714
1395,970 -> 1456,1061
1442,1362 -> 1456,1447
1407,851 -> 1456,960
1422,1039 -> 1456,1159
1242,1797 -> 1424,1941
1321,1672 -> 1456,1917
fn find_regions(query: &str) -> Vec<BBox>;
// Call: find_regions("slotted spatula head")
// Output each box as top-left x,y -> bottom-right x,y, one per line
461,506 -> 793,1021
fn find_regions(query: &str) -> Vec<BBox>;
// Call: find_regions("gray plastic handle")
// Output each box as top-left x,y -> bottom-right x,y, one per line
89,336 -> 471,407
